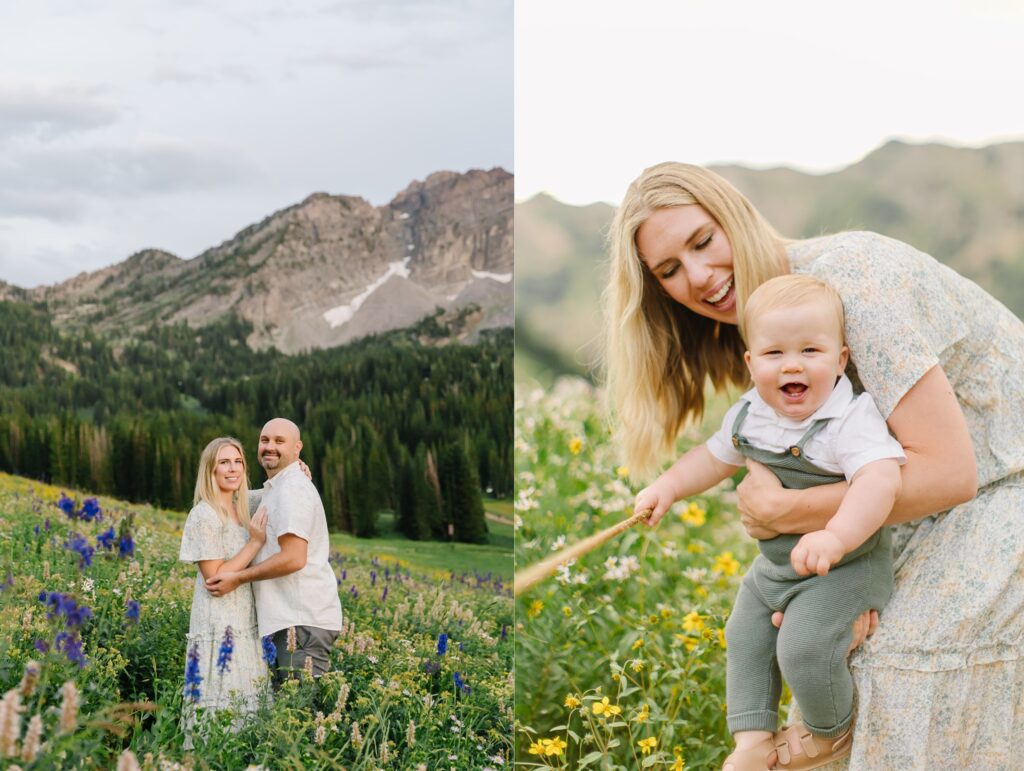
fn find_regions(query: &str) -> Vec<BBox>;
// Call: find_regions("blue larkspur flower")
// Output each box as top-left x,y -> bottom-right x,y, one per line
422,659 -> 441,675
453,671 -> 471,694
261,635 -> 277,665
185,641 -> 203,702
500,624 -> 507,642
217,626 -> 234,675
370,570 -> 377,586
97,527 -> 116,550
125,599 -> 140,623
34,639 -> 49,654
381,586 -> 388,602
56,630 -> 86,668
118,533 -> 135,558
57,493 -> 75,518
436,632 -> 448,656
63,533 -> 95,568
79,497 -> 102,522
39,592 -> 93,628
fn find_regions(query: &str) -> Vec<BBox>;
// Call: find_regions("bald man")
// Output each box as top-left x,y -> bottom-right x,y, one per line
206,418 -> 343,684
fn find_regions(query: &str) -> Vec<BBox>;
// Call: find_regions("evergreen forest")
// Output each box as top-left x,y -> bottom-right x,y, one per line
0,301 -> 511,543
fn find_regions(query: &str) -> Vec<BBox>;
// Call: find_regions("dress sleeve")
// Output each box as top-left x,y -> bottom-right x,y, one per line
805,232 -> 970,418
179,504 -> 225,562
705,400 -> 746,467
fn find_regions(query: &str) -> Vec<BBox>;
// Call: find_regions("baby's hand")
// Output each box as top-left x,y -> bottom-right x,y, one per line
634,479 -> 678,527
790,530 -> 845,576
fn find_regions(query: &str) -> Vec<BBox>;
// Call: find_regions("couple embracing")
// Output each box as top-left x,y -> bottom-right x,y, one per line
177,417 -> 342,745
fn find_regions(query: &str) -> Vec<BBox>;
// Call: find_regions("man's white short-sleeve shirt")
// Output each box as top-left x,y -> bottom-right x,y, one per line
706,375 -> 906,480
252,461 -> 343,637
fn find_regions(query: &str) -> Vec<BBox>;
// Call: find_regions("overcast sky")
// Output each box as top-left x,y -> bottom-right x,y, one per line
516,0 -> 1024,206
0,0 -> 511,287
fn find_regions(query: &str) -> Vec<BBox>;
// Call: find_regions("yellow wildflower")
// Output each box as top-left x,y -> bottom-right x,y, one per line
562,606 -> 572,617
714,551 -> 740,576
675,634 -> 699,652
631,660 -> 644,672
612,673 -> 620,682
672,753 -> 686,770
682,611 -> 705,634
631,638 -> 644,650
544,737 -> 568,756
527,600 -> 544,618
569,437 -> 583,455
695,586 -> 708,599
660,607 -> 672,619
680,502 -> 706,526
591,696 -> 622,717
528,740 -> 545,756
638,737 -> 657,755
564,694 -> 582,709
616,465 -> 630,478
686,542 -> 705,554
717,628 -> 727,648
634,704 -> 650,723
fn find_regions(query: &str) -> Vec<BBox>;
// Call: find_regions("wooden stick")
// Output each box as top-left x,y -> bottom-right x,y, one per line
514,508 -> 652,597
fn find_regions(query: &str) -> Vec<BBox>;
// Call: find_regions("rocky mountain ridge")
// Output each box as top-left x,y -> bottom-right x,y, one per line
33,167 -> 512,353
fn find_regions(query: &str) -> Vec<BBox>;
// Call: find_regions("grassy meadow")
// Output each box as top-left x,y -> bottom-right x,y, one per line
514,379 -> 763,770
0,473 -> 513,770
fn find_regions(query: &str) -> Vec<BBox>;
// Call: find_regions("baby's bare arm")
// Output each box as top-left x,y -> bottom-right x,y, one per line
826,458 -> 902,552
635,444 -> 738,526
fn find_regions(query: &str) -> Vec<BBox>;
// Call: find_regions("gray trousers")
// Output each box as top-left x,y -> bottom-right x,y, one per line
724,530 -> 893,738
270,625 -> 339,687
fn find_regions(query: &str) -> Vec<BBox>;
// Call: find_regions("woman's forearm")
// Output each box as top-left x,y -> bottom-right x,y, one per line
220,540 -> 264,573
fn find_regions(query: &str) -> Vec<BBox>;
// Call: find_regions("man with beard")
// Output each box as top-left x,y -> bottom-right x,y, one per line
206,417 -> 343,684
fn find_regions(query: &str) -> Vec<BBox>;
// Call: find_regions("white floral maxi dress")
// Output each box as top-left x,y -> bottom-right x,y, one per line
783,232 -> 1024,770
179,502 -> 269,747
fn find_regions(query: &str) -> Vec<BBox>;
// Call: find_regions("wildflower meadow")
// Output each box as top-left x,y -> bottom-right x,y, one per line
0,472 -> 513,769
514,379 -> 763,770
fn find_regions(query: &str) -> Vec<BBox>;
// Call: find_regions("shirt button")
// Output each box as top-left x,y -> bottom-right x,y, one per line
790,447 -> 801,457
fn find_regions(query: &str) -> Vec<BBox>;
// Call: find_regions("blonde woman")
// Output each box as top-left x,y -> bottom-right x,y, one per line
179,436 -> 270,747
606,163 -> 1024,768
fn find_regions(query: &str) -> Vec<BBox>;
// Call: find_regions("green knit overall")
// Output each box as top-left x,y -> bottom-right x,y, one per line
724,400 -> 894,738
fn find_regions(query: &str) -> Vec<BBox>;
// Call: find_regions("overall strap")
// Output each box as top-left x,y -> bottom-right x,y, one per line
730,400 -> 752,446
789,418 -> 830,458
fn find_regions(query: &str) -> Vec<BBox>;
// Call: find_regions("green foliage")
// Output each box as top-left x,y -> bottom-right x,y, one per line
515,380 -> 762,770
0,473 -> 513,768
0,303 -> 512,541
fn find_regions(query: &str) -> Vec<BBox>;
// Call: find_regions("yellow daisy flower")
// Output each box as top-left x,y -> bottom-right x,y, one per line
680,501 -> 706,526
682,611 -> 705,634
591,696 -> 622,717
714,551 -> 740,576
638,737 -> 657,755
569,437 -> 583,455
543,737 -> 567,756
564,694 -> 582,709
527,600 -> 544,618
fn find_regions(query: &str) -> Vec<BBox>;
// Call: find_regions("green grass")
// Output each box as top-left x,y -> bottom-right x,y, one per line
330,510 -> 513,582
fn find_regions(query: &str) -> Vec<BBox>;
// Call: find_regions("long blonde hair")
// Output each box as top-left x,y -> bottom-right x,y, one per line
603,162 -> 789,476
194,437 -> 251,526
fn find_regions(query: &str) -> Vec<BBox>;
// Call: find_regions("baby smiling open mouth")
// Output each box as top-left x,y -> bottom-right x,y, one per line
781,383 -> 807,395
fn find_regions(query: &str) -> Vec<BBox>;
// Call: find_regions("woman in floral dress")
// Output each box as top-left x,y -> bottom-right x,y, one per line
604,162 -> 1024,768
179,436 -> 271,748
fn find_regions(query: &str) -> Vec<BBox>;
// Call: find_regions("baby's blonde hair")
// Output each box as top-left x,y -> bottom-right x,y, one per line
741,274 -> 845,347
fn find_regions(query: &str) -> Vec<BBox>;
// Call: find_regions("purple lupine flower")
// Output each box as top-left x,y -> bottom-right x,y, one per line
63,533 -> 95,568
97,527 -> 116,550
370,571 -> 377,586
350,586 -> 359,599
125,599 -> 140,623
79,498 -> 102,522
217,626 -> 234,675
381,586 -> 388,602
436,632 -> 448,656
384,567 -> 390,580
500,624 -> 507,642
44,518 -> 50,531
38,592 -> 93,627
341,569 -> 347,580
57,493 -> 75,518
185,642 -> 203,702
453,671 -> 471,694
34,639 -> 49,654
422,659 -> 441,675
261,635 -> 277,666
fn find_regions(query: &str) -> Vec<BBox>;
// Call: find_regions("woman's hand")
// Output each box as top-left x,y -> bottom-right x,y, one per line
248,505 -> 268,544
298,459 -> 313,481
736,460 -> 789,539
772,609 -> 878,653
